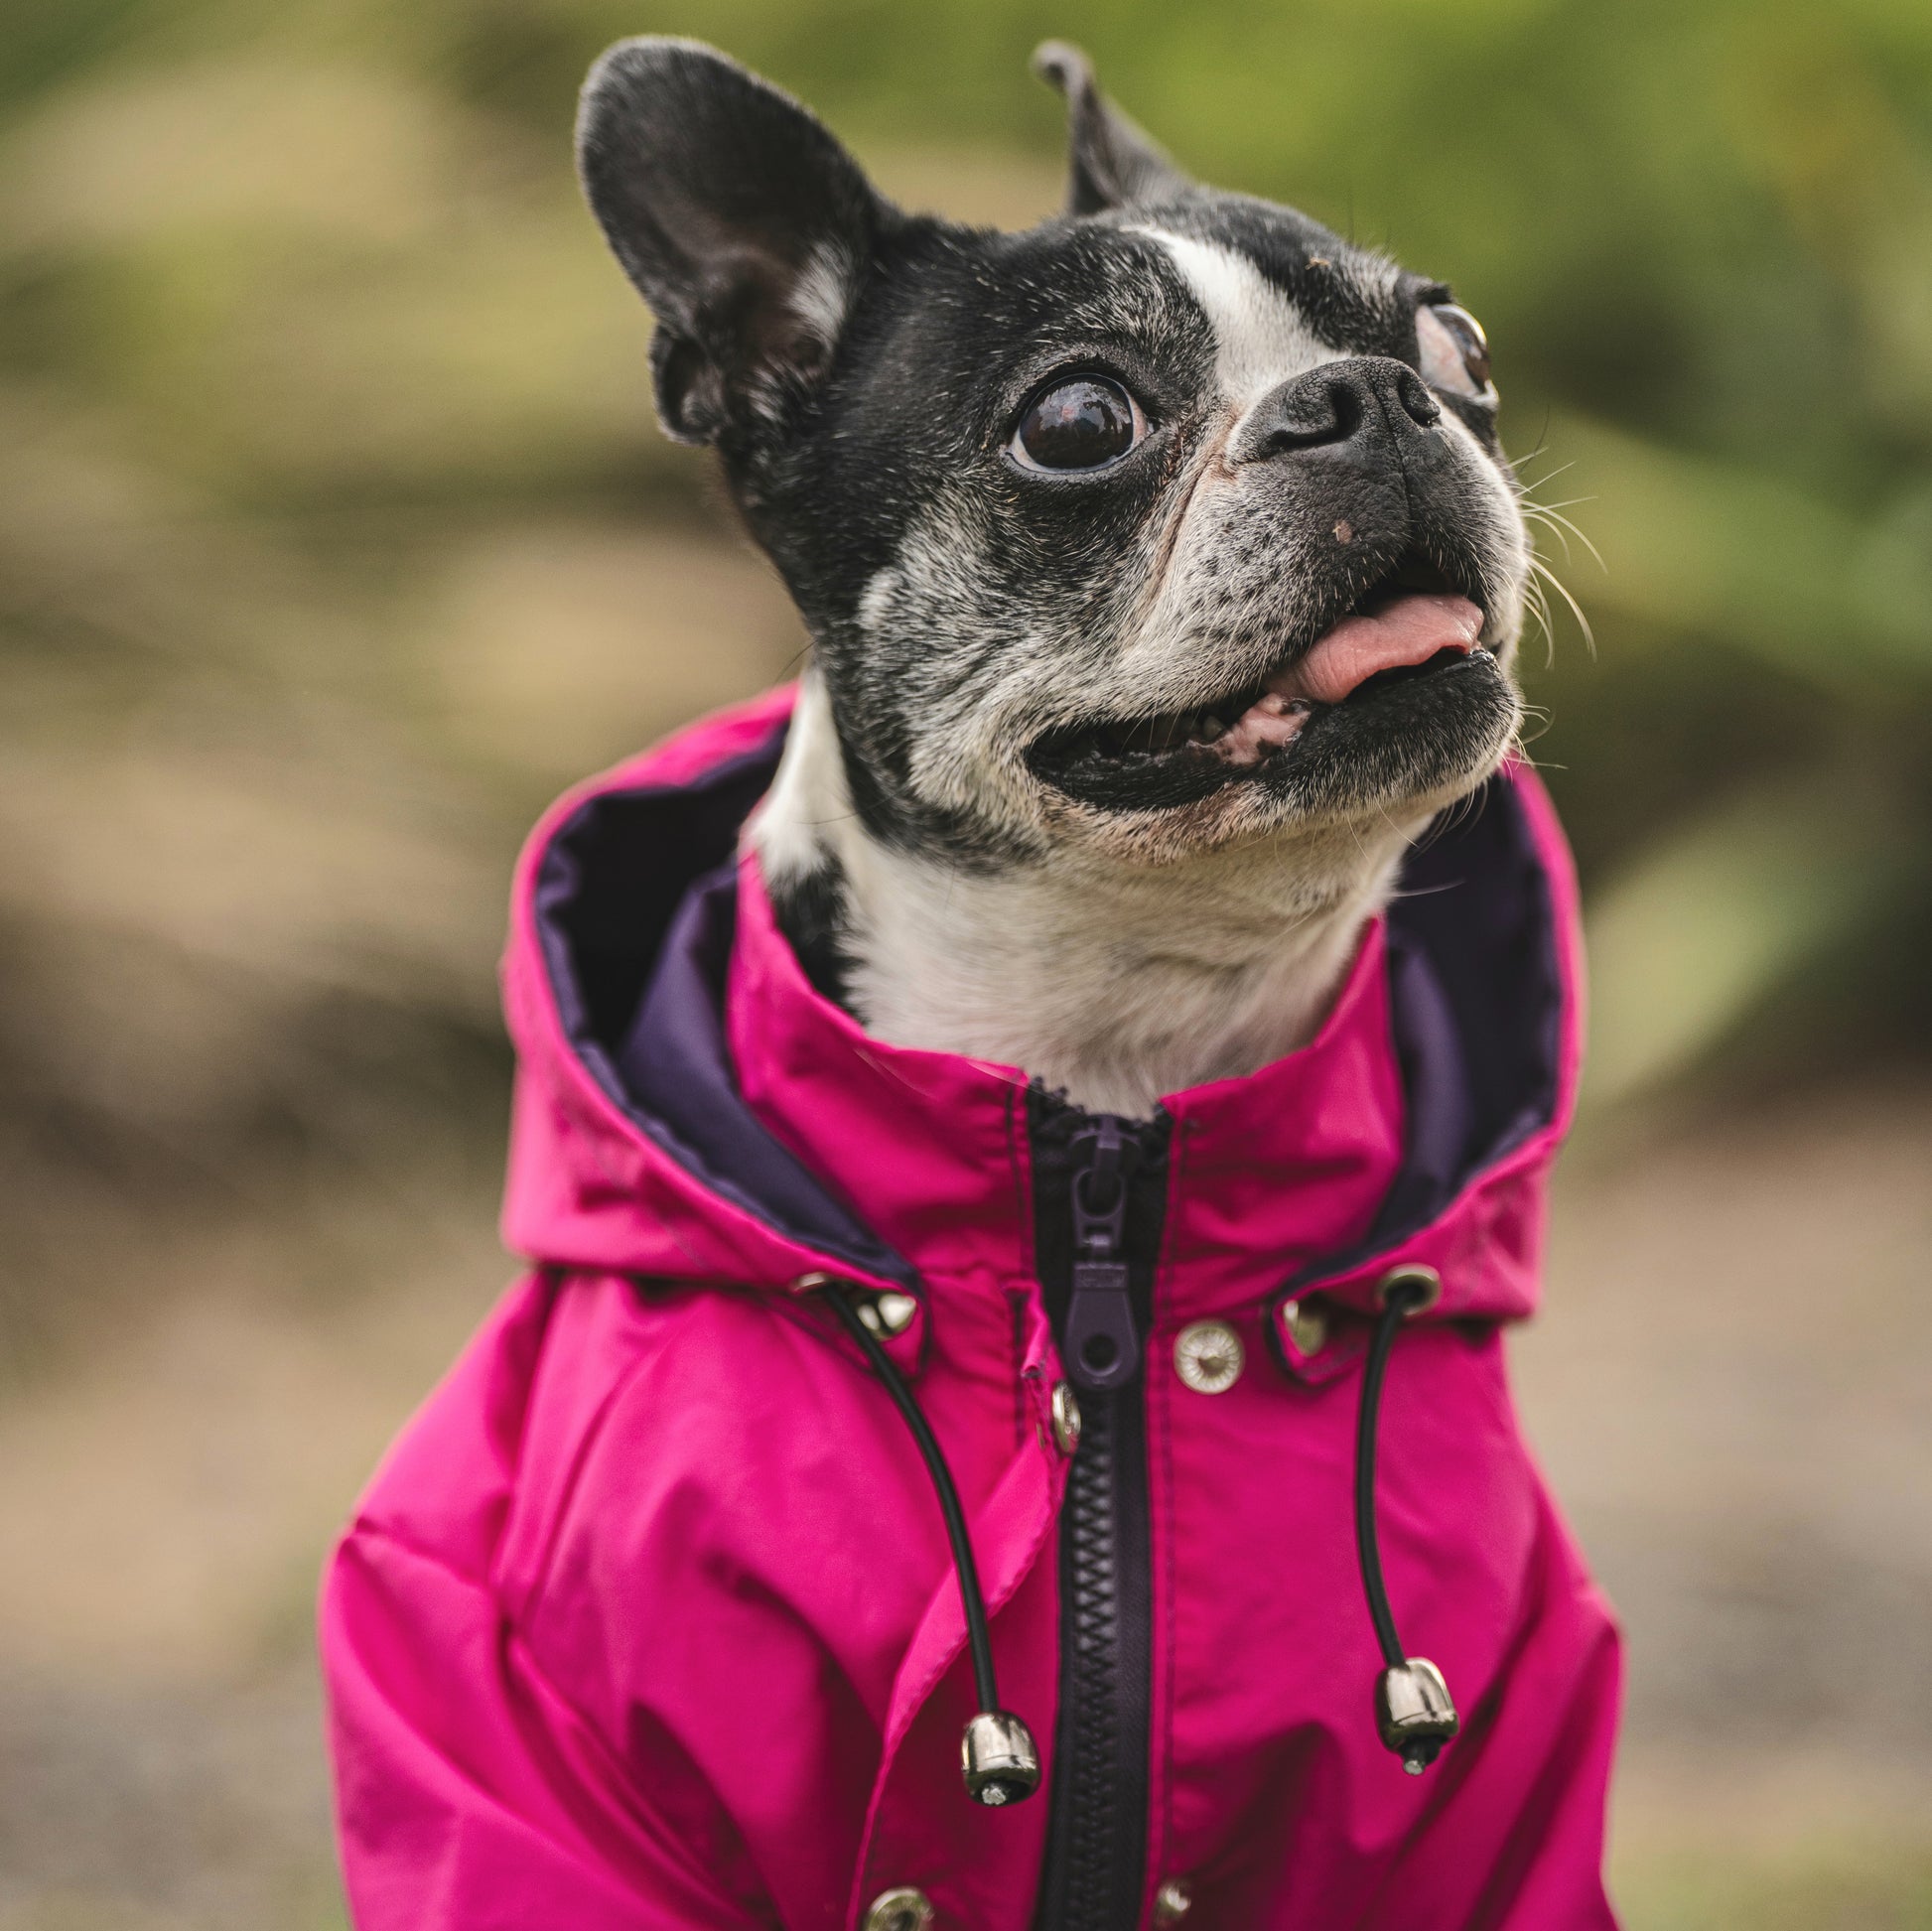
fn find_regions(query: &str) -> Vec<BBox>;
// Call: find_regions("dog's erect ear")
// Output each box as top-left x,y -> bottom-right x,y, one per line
577,38 -> 886,445
1032,42 -> 1191,216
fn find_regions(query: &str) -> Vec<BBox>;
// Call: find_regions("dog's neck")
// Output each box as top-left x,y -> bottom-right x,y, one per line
749,673 -> 1416,1118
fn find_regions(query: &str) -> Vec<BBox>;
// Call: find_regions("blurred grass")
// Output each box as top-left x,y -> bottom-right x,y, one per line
1617,1842 -> 1932,1930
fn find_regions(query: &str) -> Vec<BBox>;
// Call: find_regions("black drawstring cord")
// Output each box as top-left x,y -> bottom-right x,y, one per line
826,1286 -> 998,1709
1354,1265 -> 1460,1774
827,1262 -> 1451,1791
1355,1287 -> 1411,1669
825,1283 -> 1041,1807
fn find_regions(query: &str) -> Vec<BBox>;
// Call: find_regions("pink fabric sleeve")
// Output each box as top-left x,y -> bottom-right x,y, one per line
322,1525 -> 770,1931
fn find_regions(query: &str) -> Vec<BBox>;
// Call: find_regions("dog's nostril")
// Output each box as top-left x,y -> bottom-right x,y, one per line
1237,358 -> 1442,466
1395,367 -> 1441,428
1260,373 -> 1361,454
1277,390 -> 1342,442
1324,376 -> 1365,438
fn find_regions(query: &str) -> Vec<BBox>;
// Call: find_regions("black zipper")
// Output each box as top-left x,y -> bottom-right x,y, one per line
1030,1097 -> 1171,1931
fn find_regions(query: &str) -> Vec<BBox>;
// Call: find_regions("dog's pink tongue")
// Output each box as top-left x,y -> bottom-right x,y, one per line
1273,593 -> 1483,708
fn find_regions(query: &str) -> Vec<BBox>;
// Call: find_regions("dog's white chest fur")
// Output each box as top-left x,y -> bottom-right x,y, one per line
752,673 -> 1415,1116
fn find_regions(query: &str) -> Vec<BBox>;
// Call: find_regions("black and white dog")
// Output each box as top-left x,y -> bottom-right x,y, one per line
577,37 -> 1527,1117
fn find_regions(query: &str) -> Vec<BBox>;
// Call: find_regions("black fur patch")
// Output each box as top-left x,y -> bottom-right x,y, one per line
580,39 -> 1528,870
766,855 -> 855,1007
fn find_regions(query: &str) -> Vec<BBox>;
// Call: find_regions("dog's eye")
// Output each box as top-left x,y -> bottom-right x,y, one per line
1010,375 -> 1143,473
1416,303 -> 1493,399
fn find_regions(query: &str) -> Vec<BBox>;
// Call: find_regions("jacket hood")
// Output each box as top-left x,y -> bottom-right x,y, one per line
499,685 -> 1583,1324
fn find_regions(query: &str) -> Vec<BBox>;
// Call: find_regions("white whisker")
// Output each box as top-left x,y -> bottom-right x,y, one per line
1524,505 -> 1604,572
1529,556 -> 1595,658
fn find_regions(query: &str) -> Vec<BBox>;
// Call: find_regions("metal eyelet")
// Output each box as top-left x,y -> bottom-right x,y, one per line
1375,1263 -> 1443,1314
1279,1297 -> 1328,1355
792,1274 -> 919,1337
855,1292 -> 918,1338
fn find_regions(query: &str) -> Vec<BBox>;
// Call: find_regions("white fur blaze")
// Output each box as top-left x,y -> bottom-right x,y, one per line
1135,229 -> 1342,412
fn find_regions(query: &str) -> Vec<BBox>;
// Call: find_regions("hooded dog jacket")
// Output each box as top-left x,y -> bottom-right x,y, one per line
321,686 -> 1621,1930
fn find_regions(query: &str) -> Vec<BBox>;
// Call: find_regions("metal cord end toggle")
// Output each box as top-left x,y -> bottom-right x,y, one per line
961,1710 -> 1041,1805
1375,1657 -> 1458,1774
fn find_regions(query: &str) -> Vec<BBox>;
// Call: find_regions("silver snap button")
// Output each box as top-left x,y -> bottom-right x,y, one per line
1279,1297 -> 1328,1355
1050,1380 -> 1082,1455
1173,1319 -> 1244,1393
1155,1876 -> 1193,1921
862,1886 -> 933,1931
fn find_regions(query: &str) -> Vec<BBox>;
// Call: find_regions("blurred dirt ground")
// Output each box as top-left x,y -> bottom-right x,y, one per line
1,1087 -> 1928,1930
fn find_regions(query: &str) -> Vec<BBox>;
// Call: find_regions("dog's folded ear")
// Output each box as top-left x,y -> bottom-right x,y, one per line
577,38 -> 887,446
1032,42 -> 1192,216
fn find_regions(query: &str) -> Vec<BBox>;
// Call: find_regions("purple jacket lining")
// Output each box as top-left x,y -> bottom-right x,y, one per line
532,738 -> 909,1285
532,722 -> 1563,1290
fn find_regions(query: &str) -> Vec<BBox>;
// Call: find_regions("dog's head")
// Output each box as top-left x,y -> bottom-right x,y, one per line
579,38 -> 1527,870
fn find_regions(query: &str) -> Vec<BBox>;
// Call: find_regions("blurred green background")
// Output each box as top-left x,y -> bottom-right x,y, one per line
1,2 -> 1929,1927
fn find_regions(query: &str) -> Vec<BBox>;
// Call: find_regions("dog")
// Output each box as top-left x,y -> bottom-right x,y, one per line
577,36 -> 1528,1116
322,39 -> 1618,1931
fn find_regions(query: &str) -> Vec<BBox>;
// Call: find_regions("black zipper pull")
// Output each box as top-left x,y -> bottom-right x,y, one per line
1063,1119 -> 1140,1391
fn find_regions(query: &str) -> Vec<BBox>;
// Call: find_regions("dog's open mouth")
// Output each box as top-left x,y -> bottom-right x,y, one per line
1028,560 -> 1489,789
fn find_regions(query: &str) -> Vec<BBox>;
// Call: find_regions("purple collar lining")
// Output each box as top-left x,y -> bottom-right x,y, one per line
532,723 -> 1563,1287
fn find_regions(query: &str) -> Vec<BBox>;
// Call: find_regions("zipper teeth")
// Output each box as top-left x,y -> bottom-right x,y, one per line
1058,1404 -> 1125,1924
1034,1103 -> 1165,1931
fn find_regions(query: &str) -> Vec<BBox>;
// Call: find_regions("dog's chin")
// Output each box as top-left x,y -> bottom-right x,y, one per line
1026,647 -> 1519,846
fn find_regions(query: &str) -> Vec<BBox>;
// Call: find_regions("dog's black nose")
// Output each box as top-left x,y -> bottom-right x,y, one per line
1230,356 -> 1442,467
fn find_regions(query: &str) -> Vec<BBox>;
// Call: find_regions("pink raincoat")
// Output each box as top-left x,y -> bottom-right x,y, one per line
322,686 -> 1621,1929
